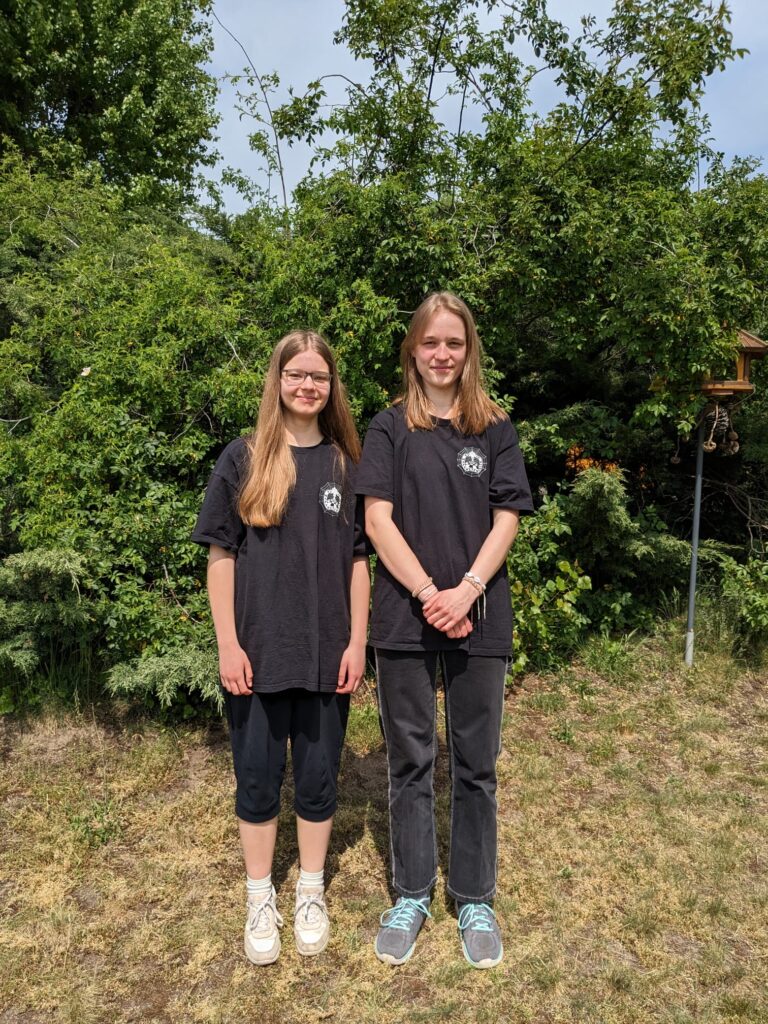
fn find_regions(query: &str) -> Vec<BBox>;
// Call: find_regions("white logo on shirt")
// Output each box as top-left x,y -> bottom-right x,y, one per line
319,482 -> 342,516
457,447 -> 487,477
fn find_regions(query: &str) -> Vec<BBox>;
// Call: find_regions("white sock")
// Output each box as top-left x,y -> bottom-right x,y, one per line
246,873 -> 272,900
298,867 -> 324,892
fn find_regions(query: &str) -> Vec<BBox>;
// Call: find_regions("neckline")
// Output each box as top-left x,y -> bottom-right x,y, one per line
289,437 -> 326,451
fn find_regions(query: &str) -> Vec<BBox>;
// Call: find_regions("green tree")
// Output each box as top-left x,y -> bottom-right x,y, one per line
0,0 -> 218,204
3,1 -> 767,707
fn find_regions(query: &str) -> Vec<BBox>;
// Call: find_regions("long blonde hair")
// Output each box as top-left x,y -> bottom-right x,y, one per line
399,291 -> 505,434
238,331 -> 361,527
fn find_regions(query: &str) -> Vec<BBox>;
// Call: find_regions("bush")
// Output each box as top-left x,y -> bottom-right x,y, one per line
0,548 -> 100,711
560,468 -> 691,631
719,556 -> 768,656
509,498 -> 592,673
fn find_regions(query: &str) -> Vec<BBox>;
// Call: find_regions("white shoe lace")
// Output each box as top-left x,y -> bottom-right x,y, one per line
295,890 -> 328,930
247,891 -> 284,935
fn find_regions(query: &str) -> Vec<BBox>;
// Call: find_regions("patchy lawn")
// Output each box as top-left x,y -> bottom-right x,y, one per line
1,634 -> 766,1024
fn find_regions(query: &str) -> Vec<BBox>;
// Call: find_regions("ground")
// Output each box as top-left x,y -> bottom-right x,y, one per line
1,632 -> 766,1024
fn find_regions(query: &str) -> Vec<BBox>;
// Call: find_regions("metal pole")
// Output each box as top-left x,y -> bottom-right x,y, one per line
685,417 -> 706,666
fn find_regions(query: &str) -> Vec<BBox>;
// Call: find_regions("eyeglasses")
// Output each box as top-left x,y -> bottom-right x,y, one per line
281,369 -> 332,387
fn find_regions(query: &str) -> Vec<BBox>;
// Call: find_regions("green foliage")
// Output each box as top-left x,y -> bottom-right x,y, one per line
0,548 -> 99,710
581,633 -> 640,685
107,647 -> 221,710
1,2 -> 767,707
720,556 -> 768,652
509,499 -> 592,673
0,0 -> 218,205
69,798 -> 123,847
560,469 -> 691,630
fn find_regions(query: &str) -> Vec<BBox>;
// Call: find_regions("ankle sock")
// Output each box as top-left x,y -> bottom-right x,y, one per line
246,873 -> 272,900
298,867 -> 324,891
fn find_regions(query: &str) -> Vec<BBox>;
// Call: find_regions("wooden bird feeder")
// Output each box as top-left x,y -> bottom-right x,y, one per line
700,328 -> 768,398
685,327 -> 766,669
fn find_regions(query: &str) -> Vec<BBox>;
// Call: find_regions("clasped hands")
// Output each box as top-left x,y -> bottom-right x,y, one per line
420,579 -> 479,639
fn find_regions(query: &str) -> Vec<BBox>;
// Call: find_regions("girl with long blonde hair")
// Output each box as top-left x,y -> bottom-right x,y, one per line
357,292 -> 533,969
193,330 -> 370,966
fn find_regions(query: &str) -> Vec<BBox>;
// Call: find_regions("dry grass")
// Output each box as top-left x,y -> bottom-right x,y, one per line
1,637 -> 767,1024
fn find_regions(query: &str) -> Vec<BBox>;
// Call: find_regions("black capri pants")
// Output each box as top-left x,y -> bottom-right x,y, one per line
225,688 -> 350,824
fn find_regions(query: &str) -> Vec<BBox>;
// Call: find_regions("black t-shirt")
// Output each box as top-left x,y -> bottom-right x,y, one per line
355,405 -> 534,655
192,436 -> 369,693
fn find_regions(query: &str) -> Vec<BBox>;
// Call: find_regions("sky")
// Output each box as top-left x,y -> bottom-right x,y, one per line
204,0 -> 768,213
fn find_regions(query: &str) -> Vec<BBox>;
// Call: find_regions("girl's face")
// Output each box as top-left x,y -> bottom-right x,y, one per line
412,309 -> 467,395
280,350 -> 332,421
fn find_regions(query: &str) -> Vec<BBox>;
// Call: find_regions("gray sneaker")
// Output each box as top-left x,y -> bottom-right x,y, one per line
374,897 -> 431,965
457,902 -> 503,969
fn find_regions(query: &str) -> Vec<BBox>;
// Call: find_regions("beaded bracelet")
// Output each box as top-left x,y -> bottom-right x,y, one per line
462,572 -> 486,593
462,572 -> 487,620
411,577 -> 435,599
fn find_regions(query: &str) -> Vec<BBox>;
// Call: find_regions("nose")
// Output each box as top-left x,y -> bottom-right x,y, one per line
434,343 -> 452,362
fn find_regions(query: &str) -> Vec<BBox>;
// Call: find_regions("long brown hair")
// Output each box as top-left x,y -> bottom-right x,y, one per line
238,331 -> 361,527
399,291 -> 505,434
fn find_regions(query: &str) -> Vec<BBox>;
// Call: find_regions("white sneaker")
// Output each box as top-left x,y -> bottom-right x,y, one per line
244,886 -> 283,965
294,883 -> 330,956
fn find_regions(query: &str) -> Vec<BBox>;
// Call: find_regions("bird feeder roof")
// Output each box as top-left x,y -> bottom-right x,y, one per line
737,329 -> 768,356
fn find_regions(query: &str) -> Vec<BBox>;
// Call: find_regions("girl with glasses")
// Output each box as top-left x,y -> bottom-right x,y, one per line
356,293 -> 533,969
193,331 -> 370,965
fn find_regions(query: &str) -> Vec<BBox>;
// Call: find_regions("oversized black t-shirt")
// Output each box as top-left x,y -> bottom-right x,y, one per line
355,406 -> 534,655
192,436 -> 368,693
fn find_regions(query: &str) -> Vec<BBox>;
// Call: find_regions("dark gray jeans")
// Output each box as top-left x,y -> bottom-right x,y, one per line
374,649 -> 507,904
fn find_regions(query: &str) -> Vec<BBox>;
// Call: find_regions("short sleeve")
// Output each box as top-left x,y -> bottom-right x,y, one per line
355,410 -> 396,502
488,418 -> 535,512
191,439 -> 248,553
352,494 -> 372,557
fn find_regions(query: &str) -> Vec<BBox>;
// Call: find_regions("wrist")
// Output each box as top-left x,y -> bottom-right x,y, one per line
412,575 -> 435,601
461,572 -> 486,594
418,584 -> 438,603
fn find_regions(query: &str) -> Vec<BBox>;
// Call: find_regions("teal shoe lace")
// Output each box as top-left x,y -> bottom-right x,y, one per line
380,897 -> 432,930
457,902 -> 496,932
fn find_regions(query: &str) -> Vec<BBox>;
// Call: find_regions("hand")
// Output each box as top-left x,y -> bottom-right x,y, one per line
446,617 -> 473,639
218,641 -> 253,695
337,642 -> 367,694
422,582 -> 477,633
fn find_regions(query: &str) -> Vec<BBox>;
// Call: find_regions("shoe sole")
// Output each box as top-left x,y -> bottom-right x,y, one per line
460,937 -> 503,969
374,941 -> 416,966
295,931 -> 330,956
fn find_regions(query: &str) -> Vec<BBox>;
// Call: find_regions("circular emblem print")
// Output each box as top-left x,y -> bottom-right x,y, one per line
457,447 -> 487,477
319,482 -> 342,516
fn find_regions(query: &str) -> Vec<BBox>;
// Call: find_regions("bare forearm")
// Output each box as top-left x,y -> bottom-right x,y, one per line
207,545 -> 252,695
468,509 -> 521,585
364,498 -> 430,594
206,545 -> 238,647
349,556 -> 371,646
422,509 -> 521,632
